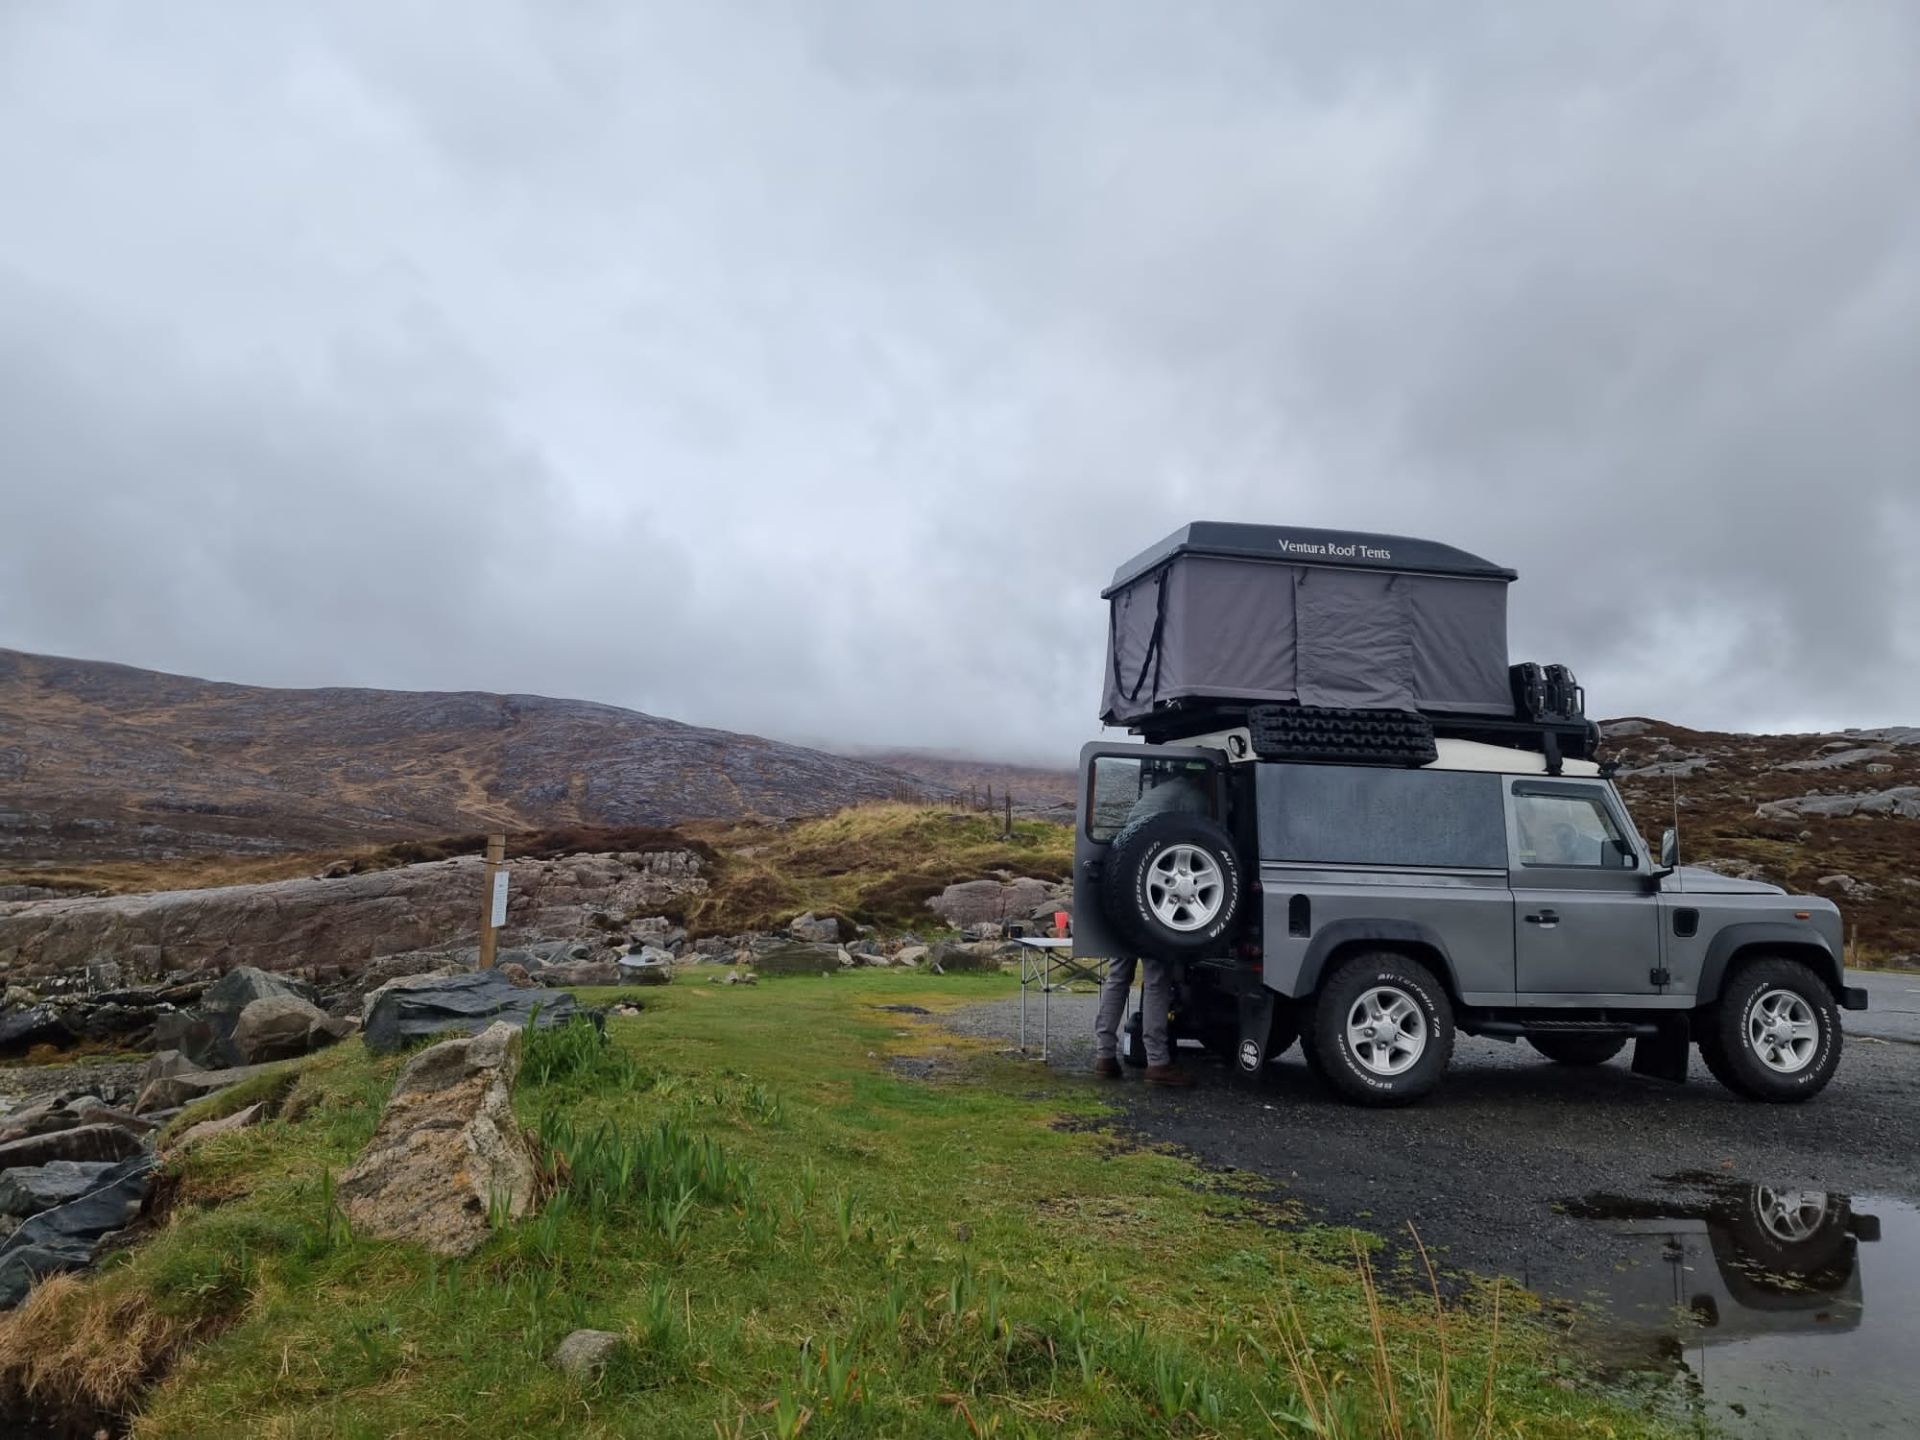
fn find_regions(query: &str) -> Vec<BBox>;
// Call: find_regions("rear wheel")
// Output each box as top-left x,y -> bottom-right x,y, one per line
1698,957 -> 1841,1102
1526,1034 -> 1628,1067
1306,952 -> 1454,1106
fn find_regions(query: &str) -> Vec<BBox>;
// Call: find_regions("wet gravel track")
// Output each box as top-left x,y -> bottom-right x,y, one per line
947,988 -> 1920,1298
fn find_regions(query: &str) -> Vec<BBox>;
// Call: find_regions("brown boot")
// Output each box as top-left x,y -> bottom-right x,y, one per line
1144,1064 -> 1195,1087
1092,1056 -> 1122,1079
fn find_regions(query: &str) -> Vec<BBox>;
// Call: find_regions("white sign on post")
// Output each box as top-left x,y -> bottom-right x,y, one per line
489,871 -> 510,929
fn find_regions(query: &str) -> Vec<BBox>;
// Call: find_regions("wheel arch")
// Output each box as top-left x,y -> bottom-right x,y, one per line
1697,925 -> 1843,1005
1298,919 -> 1461,1006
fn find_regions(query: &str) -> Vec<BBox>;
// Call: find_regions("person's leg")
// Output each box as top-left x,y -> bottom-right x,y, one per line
1093,955 -> 1137,1066
1140,958 -> 1174,1068
1141,960 -> 1193,1084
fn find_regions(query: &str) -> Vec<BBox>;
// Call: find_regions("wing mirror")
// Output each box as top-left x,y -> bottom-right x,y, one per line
1659,827 -> 1679,870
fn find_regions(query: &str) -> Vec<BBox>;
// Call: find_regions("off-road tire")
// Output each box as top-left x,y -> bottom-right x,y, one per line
1698,957 -> 1842,1103
1305,952 -> 1455,1106
1527,1034 -> 1628,1067
1100,813 -> 1245,962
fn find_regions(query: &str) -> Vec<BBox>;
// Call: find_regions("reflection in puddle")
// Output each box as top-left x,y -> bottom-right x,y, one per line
1560,1177 -> 1919,1437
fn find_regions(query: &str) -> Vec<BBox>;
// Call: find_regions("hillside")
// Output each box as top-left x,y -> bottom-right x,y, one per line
852,750 -> 1077,815
0,649 -> 941,863
1606,717 -> 1920,965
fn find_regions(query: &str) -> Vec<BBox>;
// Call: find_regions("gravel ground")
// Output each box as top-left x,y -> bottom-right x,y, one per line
944,984 -> 1920,1297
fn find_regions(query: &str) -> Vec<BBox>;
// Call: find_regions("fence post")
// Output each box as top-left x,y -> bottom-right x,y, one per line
478,833 -> 506,970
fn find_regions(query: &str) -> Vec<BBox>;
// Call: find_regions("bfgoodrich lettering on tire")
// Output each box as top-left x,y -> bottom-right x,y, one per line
1699,956 -> 1842,1103
1100,813 -> 1245,962
1306,951 -> 1455,1107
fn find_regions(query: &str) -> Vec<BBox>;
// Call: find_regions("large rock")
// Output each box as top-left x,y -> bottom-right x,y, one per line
752,943 -> 852,977
0,851 -> 709,983
362,971 -> 577,1056
0,1004 -> 75,1057
229,994 -> 347,1064
925,878 -> 1058,929
0,1160 -> 118,1217
787,913 -> 843,944
0,1152 -> 157,1308
929,941 -> 1005,974
150,1011 -> 224,1069
0,1123 -> 149,1169
337,1022 -> 536,1256
133,1062 -> 285,1116
360,967 -> 461,1020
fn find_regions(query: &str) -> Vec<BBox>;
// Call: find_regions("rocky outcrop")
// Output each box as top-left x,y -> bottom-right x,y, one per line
337,1022 -> 536,1256
925,878 -> 1065,929
1755,787 -> 1920,821
361,972 -> 576,1056
1778,747 -> 1895,773
0,850 -> 708,984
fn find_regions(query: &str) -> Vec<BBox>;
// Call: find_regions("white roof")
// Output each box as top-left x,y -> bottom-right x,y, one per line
1165,730 -> 1602,778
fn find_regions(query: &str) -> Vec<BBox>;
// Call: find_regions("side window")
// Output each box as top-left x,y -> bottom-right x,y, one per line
1256,766 -> 1506,869
1085,755 -> 1214,842
1512,787 -> 1633,869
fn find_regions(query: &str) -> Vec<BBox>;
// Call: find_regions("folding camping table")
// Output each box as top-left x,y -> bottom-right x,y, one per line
1015,938 -> 1106,1060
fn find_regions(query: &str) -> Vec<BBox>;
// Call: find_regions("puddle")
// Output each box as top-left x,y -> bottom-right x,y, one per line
1559,1176 -> 1919,1436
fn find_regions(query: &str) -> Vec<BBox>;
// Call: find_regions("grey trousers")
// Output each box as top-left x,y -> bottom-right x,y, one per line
1093,955 -> 1174,1067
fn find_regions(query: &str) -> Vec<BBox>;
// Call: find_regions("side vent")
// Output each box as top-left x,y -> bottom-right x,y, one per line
1288,894 -> 1312,938
1673,908 -> 1699,939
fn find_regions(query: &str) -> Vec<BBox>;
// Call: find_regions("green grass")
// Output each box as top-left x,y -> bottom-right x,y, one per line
1,973 -> 1679,1438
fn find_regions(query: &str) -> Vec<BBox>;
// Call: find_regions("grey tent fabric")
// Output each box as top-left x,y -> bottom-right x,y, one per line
1293,568 -> 1415,710
1409,576 -> 1511,716
1101,525 -> 1513,726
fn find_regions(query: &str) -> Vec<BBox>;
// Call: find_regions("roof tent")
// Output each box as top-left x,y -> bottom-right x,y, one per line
1101,522 -> 1517,728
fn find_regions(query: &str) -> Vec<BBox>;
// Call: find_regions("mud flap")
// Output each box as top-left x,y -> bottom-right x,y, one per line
1631,1024 -> 1691,1084
1233,991 -> 1278,1080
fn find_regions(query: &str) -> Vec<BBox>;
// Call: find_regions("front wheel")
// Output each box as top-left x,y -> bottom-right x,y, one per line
1698,957 -> 1842,1102
1305,953 -> 1455,1106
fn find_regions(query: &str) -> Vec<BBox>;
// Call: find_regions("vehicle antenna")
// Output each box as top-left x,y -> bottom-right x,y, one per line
1671,771 -> 1683,893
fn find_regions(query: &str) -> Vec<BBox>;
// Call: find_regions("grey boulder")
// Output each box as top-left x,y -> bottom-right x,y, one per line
229,994 -> 348,1064
362,971 -> 576,1056
0,1160 -> 118,1217
553,1328 -> 624,1378
0,1152 -> 157,1308
0,1122 -> 149,1169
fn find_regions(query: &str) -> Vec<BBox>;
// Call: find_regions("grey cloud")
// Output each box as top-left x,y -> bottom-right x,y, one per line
0,1 -> 1915,764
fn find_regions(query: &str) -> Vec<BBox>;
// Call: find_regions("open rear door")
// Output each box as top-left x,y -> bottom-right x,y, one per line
1072,741 -> 1227,963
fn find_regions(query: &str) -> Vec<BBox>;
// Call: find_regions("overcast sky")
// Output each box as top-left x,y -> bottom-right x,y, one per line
2,3 -> 1915,762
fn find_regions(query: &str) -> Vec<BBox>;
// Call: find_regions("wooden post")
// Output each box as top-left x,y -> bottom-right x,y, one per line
1003,794 -> 1013,839
478,833 -> 506,970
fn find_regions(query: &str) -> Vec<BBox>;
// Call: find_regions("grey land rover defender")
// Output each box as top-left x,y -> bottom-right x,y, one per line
1073,523 -> 1869,1106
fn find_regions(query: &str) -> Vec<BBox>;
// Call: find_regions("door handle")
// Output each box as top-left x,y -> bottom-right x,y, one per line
1523,910 -> 1560,925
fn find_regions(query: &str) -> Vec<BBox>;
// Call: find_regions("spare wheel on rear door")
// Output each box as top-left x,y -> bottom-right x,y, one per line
1100,813 -> 1245,961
